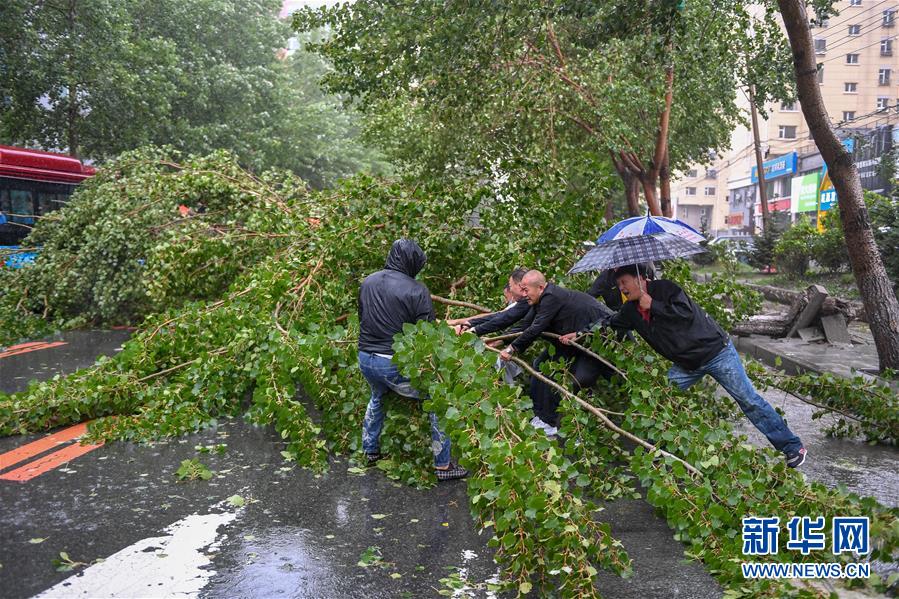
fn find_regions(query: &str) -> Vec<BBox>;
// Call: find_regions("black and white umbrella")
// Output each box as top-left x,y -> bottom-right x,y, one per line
568,232 -> 705,275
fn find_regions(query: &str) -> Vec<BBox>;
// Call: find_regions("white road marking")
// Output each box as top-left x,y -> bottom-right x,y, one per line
35,510 -> 238,598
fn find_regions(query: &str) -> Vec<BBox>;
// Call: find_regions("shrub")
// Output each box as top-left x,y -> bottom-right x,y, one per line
774,217 -> 818,278
813,209 -> 850,272
749,222 -> 782,271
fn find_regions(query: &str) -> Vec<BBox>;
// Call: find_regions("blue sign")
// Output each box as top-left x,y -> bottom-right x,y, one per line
751,152 -> 797,183
819,188 -> 837,211
817,138 -> 856,212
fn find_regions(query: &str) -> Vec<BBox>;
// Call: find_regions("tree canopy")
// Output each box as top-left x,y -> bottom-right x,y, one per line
0,0 -> 385,186
295,0 -> 794,213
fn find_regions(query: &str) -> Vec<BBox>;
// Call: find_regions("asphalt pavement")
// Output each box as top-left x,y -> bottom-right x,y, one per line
0,331 -> 723,598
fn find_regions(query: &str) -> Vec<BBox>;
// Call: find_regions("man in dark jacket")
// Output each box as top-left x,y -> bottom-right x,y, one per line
579,263 -> 806,468
455,267 -> 531,337
498,270 -> 616,435
358,239 -> 467,481
587,263 -> 655,310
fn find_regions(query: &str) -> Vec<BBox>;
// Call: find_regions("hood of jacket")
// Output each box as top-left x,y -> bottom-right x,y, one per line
384,238 -> 426,278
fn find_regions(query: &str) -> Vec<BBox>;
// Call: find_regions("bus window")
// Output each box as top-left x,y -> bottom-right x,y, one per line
10,189 -> 35,225
37,192 -> 58,216
0,188 -> 9,215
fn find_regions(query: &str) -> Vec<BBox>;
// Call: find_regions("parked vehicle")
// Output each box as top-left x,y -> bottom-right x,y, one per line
709,234 -> 755,263
0,145 -> 95,267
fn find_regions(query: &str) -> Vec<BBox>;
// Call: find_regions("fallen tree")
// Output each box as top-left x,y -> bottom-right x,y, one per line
0,151 -> 895,597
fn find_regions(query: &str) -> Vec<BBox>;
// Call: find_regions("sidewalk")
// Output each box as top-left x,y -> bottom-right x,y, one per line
733,333 -> 878,380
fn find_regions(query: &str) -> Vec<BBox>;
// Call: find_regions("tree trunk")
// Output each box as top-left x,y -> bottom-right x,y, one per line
660,146 -> 672,217
778,0 -> 899,370
604,195 -> 614,222
638,175 -> 662,216
611,152 -> 642,216
625,175 -> 640,216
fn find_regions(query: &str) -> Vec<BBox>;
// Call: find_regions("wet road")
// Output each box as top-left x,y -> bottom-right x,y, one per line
1,330 -> 132,395
0,332 -> 722,598
730,380 -> 898,508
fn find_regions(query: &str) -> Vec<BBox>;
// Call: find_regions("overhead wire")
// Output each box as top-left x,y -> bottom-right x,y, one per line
820,31 -> 899,62
812,0 -> 894,39
812,8 -> 894,51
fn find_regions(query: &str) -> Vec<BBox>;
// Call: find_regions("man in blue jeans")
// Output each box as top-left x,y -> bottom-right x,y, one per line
563,263 -> 806,468
357,238 -> 467,481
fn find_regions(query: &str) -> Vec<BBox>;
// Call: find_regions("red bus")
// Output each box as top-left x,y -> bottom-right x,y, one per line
0,145 -> 96,246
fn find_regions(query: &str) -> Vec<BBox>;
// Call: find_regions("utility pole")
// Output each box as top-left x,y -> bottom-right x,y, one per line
748,85 -> 771,233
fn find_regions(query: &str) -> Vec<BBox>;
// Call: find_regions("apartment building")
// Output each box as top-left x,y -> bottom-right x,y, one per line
672,0 -> 899,237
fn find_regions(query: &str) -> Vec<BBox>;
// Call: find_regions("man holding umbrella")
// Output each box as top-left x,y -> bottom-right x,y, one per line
566,264 -> 806,468
565,216 -> 806,467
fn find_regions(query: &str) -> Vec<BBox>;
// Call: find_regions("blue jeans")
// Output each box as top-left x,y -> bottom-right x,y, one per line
358,351 -> 451,468
668,341 -> 803,455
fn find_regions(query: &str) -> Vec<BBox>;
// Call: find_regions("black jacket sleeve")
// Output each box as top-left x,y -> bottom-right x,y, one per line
510,294 -> 561,353
648,282 -> 694,323
471,300 -> 529,335
415,287 -> 436,323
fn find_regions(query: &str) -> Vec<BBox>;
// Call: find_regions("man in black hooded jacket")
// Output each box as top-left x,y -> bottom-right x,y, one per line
358,239 -> 467,481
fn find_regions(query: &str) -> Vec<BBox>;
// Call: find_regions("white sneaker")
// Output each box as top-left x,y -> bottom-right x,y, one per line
529,416 -> 558,437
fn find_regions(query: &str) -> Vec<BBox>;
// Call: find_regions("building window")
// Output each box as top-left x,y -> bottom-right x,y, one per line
880,68 -> 891,85
850,0 -> 861,5
844,82 -> 858,93
779,125 -> 797,139
877,97 -> 890,110
883,10 -> 895,26
882,39 -> 893,56
842,111 -> 856,122
846,53 -> 859,64
685,187 -> 697,196
818,65 -> 825,83
704,187 -> 716,196
781,102 -> 797,111
814,38 -> 827,54
848,24 -> 861,35
686,169 -> 698,178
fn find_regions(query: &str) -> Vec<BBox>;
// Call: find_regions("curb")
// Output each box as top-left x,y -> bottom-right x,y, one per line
731,335 -> 820,376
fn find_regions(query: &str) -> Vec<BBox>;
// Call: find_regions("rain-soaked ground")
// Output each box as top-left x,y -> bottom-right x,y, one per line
0,330 -> 896,598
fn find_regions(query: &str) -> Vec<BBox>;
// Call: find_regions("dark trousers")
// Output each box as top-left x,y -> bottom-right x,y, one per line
529,344 -> 613,426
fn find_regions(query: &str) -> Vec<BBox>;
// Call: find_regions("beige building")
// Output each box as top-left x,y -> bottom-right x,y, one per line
672,0 -> 899,237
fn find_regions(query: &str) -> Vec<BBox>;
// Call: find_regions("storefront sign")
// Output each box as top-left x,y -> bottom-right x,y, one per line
791,172 -> 819,212
751,152 -> 797,183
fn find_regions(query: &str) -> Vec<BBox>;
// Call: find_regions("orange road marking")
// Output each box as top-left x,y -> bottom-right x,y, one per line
0,422 -> 90,471
0,439 -> 104,482
2,341 -> 46,352
0,341 -> 67,359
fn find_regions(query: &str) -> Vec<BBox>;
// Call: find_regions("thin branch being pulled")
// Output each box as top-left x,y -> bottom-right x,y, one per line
481,330 -> 626,380
431,294 -> 491,313
483,345 -> 701,477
